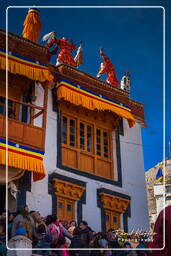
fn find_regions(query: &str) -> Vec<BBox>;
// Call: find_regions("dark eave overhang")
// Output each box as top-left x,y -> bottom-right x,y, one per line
0,29 -> 49,64
53,64 -> 147,127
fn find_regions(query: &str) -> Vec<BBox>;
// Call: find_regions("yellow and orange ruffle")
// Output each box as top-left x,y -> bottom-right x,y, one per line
0,138 -> 46,182
56,80 -> 136,128
0,49 -> 53,84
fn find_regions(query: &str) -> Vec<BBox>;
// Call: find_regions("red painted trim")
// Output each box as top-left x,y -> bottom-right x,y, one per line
0,146 -> 43,160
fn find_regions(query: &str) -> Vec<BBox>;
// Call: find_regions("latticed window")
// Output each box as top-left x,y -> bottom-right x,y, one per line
62,116 -> 76,147
69,119 -> 75,147
96,129 -> 101,156
62,116 -> 67,144
103,131 -> 109,158
80,122 -> 85,150
79,123 -> 93,153
62,115 -> 110,158
96,129 -> 109,158
0,97 -> 5,115
61,111 -> 114,180
87,125 -> 93,152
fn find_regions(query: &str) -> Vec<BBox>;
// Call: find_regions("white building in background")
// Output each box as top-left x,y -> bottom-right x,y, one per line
145,159 -> 171,229
0,30 -> 149,232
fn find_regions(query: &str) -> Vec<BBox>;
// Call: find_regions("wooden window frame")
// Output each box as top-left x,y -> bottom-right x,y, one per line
57,196 -> 75,222
105,209 -> 121,231
80,122 -> 85,151
100,192 -> 130,231
53,178 -> 85,223
61,108 -> 114,180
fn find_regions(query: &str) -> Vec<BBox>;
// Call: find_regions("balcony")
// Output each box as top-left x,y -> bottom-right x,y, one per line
0,95 -> 47,151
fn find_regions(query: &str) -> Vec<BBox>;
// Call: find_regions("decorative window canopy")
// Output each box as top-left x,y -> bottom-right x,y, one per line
99,192 -> 130,213
0,138 -> 46,182
52,178 -> 85,201
56,80 -> 135,128
0,49 -> 53,84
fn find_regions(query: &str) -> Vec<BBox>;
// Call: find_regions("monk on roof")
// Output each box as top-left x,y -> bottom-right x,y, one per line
97,48 -> 119,87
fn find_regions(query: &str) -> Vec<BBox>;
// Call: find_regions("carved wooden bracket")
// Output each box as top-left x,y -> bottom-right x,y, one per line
52,178 -> 85,201
99,192 -> 130,213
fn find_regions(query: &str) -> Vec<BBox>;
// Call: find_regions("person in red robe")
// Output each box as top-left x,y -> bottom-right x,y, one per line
97,48 -> 119,87
150,205 -> 171,255
42,32 -> 77,66
56,37 -> 77,66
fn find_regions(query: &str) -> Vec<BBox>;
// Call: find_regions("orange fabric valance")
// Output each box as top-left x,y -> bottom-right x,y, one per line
0,138 -> 46,182
57,80 -> 136,128
0,49 -> 53,84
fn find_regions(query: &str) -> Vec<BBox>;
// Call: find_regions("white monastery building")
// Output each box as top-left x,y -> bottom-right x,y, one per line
0,28 -> 149,232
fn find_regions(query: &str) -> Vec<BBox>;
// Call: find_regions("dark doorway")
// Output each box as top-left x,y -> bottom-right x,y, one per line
0,185 -> 6,213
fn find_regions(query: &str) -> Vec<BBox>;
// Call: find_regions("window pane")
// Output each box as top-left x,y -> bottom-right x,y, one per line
0,97 -> 5,115
104,146 -> 108,158
113,216 -> 117,223
103,131 -> 109,158
80,123 -> 84,130
62,133 -> 67,142
87,125 -> 92,152
62,116 -> 67,144
97,137 -> 100,143
80,137 -> 84,146
70,119 -> 75,147
80,130 -> 84,137
96,129 -> 101,156
96,129 -> 101,136
80,122 -> 85,150
70,135 -> 75,142
70,127 -> 75,133
8,100 -> 13,107
0,106 -> 4,114
58,202 -> 63,209
70,119 -> 75,127
97,144 -> 101,150
67,204 -> 72,211
106,215 -> 109,221
0,97 -> 5,104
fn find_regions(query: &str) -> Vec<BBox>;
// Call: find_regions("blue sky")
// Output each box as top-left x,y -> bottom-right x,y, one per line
1,0 -> 170,171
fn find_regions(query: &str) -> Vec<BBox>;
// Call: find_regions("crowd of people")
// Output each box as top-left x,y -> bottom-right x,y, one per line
0,204 -> 170,256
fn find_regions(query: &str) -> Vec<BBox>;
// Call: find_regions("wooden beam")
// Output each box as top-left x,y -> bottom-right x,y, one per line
42,83 -> 48,146
31,110 -> 44,120
7,97 -> 44,110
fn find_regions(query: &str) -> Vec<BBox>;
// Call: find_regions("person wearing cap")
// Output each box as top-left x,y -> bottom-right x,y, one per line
123,241 -> 138,255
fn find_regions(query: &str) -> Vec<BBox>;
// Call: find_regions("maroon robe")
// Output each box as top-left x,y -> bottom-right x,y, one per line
151,205 -> 171,255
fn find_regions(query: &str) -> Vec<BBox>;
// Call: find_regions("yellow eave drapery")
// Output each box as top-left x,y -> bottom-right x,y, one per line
0,138 -> 46,182
0,49 -> 53,84
57,80 -> 136,128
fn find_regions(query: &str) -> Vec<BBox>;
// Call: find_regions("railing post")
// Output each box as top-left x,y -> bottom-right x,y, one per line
42,83 -> 48,147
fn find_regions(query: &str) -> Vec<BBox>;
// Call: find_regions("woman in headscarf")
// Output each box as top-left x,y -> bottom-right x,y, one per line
11,205 -> 32,239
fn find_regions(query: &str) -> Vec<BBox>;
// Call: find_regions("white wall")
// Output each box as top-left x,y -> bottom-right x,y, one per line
120,119 -> 149,231
26,84 -> 54,217
154,184 -> 165,216
27,85 -> 149,231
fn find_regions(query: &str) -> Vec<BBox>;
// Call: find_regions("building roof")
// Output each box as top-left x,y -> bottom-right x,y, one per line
0,29 -> 146,127
0,29 -> 49,64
